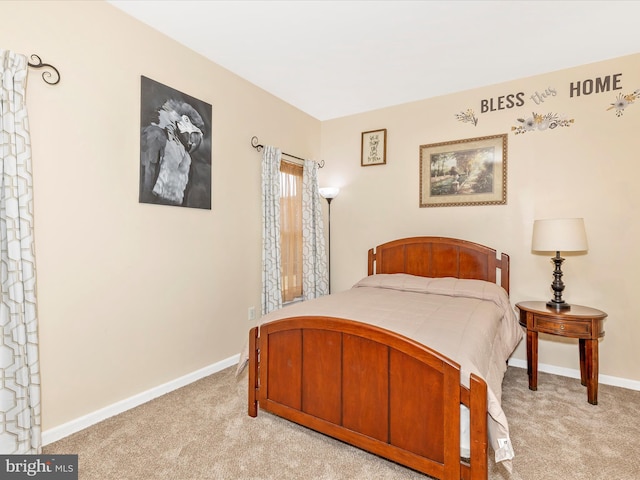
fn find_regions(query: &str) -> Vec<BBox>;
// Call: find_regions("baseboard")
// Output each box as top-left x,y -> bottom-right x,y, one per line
508,358 -> 640,391
42,354 -> 240,446
42,355 -> 637,446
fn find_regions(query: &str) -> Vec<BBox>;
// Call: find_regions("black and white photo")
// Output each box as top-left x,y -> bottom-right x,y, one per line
139,76 -> 212,209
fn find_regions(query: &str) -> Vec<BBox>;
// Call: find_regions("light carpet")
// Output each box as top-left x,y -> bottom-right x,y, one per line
44,366 -> 640,479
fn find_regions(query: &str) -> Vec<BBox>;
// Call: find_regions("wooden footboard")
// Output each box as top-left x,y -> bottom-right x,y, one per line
249,317 -> 488,480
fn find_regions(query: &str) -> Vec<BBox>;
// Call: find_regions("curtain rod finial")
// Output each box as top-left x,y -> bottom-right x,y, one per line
251,136 -> 264,152
28,54 -> 61,85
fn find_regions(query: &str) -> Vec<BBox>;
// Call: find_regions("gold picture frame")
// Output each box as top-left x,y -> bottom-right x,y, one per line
419,133 -> 507,208
361,129 -> 387,166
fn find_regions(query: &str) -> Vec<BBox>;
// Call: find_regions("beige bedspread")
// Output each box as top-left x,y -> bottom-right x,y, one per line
243,273 -> 523,467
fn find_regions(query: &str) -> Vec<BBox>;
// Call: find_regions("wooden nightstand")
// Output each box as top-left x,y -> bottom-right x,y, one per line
516,301 -> 607,405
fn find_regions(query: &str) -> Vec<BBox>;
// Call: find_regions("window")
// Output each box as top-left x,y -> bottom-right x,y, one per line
280,161 -> 303,303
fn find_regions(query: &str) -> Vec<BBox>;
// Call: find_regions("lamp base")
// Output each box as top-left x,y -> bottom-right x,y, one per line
547,299 -> 571,311
547,252 -> 571,311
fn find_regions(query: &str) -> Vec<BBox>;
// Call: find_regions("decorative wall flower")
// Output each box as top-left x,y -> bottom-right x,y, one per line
607,89 -> 640,117
455,109 -> 478,126
512,112 -> 574,135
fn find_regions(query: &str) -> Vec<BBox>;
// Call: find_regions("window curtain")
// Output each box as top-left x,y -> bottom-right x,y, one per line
0,50 -> 41,454
261,146 -> 283,315
301,160 -> 329,299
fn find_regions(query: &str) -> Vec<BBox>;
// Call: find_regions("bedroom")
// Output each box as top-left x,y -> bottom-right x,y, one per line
1,0 -> 639,478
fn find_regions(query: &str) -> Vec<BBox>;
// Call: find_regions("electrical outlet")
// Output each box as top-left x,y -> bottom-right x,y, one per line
248,306 -> 256,321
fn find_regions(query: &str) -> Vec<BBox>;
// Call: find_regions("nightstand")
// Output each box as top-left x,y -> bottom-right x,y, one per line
516,301 -> 607,405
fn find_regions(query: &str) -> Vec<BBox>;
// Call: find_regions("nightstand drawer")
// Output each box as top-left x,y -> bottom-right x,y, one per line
534,316 -> 591,336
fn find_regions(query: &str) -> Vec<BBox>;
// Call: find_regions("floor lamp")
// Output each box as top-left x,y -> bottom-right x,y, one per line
319,187 -> 339,293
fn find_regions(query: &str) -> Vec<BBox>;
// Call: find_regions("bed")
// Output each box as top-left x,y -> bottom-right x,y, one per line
247,236 -> 522,480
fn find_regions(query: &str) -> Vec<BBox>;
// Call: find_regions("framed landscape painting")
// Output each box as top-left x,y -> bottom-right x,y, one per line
419,133 -> 507,208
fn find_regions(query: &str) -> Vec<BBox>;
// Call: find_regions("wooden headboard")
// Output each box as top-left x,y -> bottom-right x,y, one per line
367,236 -> 510,293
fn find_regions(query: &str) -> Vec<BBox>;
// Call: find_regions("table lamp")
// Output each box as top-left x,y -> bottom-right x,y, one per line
531,218 -> 588,310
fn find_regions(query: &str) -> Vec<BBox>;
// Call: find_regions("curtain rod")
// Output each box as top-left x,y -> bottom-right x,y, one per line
251,136 -> 324,168
28,54 -> 60,85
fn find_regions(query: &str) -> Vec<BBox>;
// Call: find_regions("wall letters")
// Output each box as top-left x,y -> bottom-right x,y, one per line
569,73 -> 622,97
530,87 -> 557,105
480,93 -> 525,113
465,71 -> 628,126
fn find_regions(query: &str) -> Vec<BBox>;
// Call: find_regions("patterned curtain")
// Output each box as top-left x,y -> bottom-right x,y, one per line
261,146 -> 283,315
301,160 -> 328,299
0,50 -> 41,454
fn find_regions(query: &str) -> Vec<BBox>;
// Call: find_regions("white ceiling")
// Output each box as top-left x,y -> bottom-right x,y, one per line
108,0 -> 640,121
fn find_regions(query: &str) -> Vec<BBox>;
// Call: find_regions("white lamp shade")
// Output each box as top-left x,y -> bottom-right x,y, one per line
532,218 -> 588,253
319,187 -> 340,199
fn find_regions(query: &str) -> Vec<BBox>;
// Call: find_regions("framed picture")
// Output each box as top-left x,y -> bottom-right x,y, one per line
139,76 -> 212,210
361,129 -> 387,166
419,133 -> 507,208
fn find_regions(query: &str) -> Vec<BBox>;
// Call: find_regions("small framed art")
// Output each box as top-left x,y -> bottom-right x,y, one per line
419,133 -> 507,208
361,129 -> 387,166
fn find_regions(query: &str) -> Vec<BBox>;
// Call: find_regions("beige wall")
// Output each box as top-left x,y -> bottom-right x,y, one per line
2,1 -> 320,432
3,0 -> 638,440
320,53 -> 640,384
